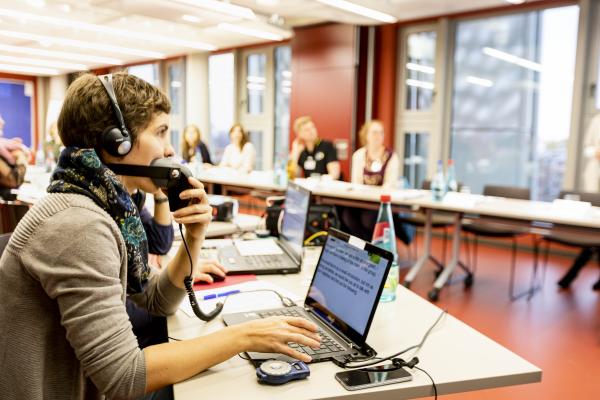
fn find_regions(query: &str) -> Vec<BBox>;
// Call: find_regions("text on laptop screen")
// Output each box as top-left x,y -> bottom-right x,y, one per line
280,184 -> 310,257
307,235 -> 388,336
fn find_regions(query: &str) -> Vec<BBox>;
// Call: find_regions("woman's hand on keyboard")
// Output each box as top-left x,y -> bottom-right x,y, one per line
238,316 -> 321,362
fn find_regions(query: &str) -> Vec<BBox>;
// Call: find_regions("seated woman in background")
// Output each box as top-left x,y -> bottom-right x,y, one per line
341,120 -> 412,243
219,123 -> 256,173
288,116 -> 340,180
182,124 -> 212,165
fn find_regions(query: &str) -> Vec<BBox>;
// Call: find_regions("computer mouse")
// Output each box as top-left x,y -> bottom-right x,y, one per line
196,272 -> 226,285
208,272 -> 226,282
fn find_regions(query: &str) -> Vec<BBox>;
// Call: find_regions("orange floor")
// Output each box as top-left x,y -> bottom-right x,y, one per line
401,234 -> 600,399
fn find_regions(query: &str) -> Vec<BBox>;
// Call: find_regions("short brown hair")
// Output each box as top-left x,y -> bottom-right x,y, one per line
58,71 -> 171,150
229,123 -> 249,149
293,116 -> 313,134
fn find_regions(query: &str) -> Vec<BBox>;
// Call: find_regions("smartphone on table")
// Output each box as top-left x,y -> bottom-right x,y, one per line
335,364 -> 412,391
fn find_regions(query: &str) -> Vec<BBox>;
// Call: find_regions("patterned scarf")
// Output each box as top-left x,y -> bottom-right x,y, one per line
48,147 -> 150,294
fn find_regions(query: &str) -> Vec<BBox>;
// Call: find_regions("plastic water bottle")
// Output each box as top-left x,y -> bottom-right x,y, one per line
431,160 -> 446,201
372,194 -> 398,302
35,143 -> 45,168
446,159 -> 458,192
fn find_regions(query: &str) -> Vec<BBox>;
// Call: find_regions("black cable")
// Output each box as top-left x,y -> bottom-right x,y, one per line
179,224 -> 223,322
342,309 -> 447,369
168,336 -> 182,341
414,365 -> 437,400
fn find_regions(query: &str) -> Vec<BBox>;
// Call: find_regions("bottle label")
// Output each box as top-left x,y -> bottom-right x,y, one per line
372,222 -> 390,244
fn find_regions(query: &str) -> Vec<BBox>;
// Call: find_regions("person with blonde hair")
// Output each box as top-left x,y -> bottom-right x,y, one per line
288,116 -> 340,180
181,124 -> 212,165
219,123 -> 256,173
342,120 -> 409,242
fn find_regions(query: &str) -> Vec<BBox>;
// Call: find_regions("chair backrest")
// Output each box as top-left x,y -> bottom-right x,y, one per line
483,185 -> 530,200
558,190 -> 600,207
0,233 -> 11,257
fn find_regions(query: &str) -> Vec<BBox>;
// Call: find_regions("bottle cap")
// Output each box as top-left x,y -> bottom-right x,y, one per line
380,194 -> 391,202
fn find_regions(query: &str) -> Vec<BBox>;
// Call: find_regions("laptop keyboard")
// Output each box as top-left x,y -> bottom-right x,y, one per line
246,254 -> 288,269
258,308 -> 345,356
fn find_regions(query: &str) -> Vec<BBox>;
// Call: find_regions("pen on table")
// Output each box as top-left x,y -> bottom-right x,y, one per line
202,290 -> 241,301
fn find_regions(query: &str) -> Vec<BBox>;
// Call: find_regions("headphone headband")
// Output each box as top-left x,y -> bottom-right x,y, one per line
98,74 -> 129,136
98,74 -> 132,156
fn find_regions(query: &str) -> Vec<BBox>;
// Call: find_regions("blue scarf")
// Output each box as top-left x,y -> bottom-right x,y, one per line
48,147 -> 150,294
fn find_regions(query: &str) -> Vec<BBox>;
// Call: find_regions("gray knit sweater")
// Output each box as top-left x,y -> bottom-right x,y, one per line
0,193 -> 186,399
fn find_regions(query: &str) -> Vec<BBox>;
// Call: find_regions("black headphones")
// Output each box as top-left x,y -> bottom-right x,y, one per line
97,74 -> 132,157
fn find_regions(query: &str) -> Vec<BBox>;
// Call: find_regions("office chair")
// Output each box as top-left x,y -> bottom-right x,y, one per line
538,191 -> 600,289
461,185 -> 532,300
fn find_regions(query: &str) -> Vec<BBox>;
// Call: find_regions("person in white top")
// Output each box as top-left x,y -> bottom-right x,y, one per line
219,123 -> 256,173
350,120 -> 400,189
342,120 -> 413,243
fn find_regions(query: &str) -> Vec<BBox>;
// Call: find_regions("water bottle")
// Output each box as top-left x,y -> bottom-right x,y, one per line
372,194 -> 398,302
431,160 -> 446,201
446,159 -> 458,192
35,143 -> 45,168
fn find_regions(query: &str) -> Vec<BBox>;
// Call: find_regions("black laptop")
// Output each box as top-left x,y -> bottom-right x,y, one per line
222,228 -> 393,363
218,181 -> 310,275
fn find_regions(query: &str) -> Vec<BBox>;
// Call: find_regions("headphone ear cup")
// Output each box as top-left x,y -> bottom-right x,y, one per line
102,126 -> 132,157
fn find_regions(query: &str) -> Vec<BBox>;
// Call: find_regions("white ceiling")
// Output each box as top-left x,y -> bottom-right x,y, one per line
0,0 -> 540,76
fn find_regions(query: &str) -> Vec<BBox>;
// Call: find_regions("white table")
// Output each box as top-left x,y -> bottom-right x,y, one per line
168,259 -> 542,399
194,167 -> 287,195
298,179 -> 600,301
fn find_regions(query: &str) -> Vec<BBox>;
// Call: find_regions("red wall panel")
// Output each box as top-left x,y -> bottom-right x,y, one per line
372,25 -> 398,150
290,24 -> 357,180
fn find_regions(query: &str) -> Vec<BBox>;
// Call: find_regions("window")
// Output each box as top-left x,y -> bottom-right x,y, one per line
209,53 -> 235,163
127,63 -> 160,86
405,31 -> 437,111
167,59 -> 186,156
274,46 -> 292,170
403,132 -> 429,189
246,54 -> 266,115
450,5 -> 579,200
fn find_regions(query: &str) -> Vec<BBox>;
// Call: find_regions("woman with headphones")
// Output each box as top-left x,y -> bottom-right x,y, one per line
0,72 -> 319,399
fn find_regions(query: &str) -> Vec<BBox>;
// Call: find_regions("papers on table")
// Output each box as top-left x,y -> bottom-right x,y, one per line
178,280 -> 302,318
233,238 -> 283,256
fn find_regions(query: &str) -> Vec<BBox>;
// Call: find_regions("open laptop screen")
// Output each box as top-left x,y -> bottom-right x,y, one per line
305,231 -> 391,345
279,183 -> 310,258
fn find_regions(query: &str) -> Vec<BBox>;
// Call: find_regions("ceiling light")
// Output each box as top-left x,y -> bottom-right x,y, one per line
0,63 -> 58,76
406,79 -> 434,90
315,0 -> 397,23
182,14 -> 201,23
483,47 -> 542,72
466,76 -> 493,87
171,0 -> 256,20
26,0 -> 46,8
0,43 -> 122,65
0,55 -> 86,70
0,30 -> 165,59
218,23 -> 284,41
505,0 -> 526,4
58,3 -> 71,13
0,8 -> 215,51
406,62 -> 435,74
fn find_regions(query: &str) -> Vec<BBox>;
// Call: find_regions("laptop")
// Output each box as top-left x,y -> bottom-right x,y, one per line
222,228 -> 393,363
218,181 -> 311,275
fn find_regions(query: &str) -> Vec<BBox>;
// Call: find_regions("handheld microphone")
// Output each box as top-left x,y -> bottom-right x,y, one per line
106,159 -> 224,322
106,158 -> 193,211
